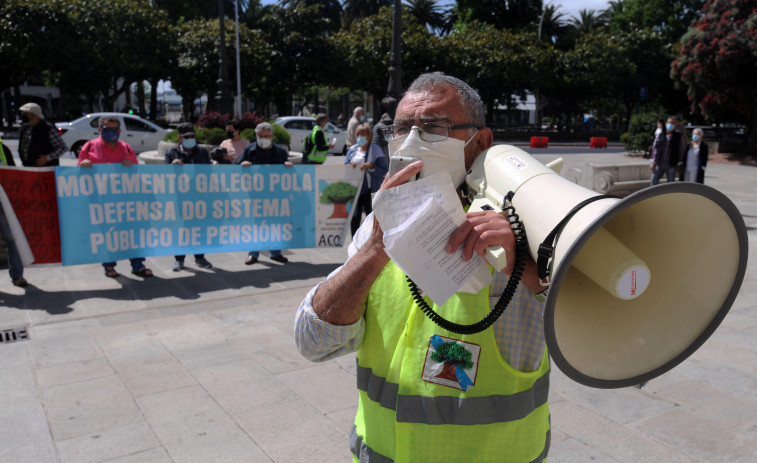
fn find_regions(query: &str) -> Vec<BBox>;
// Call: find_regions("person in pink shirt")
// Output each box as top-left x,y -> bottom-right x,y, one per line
78,115 -> 153,279
219,120 -> 250,163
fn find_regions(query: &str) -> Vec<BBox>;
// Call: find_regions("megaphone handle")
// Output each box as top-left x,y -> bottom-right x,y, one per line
486,246 -> 507,272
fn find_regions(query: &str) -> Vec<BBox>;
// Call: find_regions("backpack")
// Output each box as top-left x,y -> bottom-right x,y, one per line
301,131 -> 314,163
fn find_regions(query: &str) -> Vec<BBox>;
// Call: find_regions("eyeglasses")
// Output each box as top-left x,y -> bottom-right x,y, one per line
381,122 -> 480,143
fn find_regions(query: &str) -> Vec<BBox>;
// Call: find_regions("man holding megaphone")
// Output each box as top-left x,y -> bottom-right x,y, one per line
295,73 -> 552,462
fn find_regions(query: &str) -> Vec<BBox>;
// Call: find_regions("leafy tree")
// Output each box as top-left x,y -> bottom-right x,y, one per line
279,0 -> 343,33
456,0 -> 543,32
0,0 -> 69,100
253,4 -> 339,112
441,21 -> 538,122
671,0 -> 757,148
331,7 -> 441,104
171,18 -> 269,119
607,0 -> 705,42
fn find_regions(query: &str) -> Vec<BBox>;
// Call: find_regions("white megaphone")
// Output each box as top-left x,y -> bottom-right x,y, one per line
466,145 -> 748,388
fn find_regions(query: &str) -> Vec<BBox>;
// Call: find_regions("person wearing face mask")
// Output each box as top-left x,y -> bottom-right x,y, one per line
650,116 -> 686,185
344,123 -> 388,236
78,116 -> 153,279
346,106 -> 366,147
18,102 -> 67,167
679,127 -> 709,183
164,123 -> 213,271
237,122 -> 293,265
219,120 -> 249,163
295,73 -> 551,462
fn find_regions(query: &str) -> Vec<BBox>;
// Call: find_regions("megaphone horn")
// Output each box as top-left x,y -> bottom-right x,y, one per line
466,145 -> 748,388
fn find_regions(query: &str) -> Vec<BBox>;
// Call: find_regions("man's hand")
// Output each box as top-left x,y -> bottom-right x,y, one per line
241,161 -> 252,167
171,159 -> 183,165
447,210 -> 516,273
79,159 -> 93,168
122,159 -> 133,167
360,162 -> 373,171
35,156 -> 47,167
284,161 -> 294,167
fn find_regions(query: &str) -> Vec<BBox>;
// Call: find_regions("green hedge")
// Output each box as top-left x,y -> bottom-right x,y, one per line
164,123 -> 291,147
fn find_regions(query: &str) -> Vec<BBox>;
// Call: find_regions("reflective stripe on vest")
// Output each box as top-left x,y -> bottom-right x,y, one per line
308,126 -> 328,163
0,136 -> 7,165
351,423 -> 550,463
357,361 -> 550,425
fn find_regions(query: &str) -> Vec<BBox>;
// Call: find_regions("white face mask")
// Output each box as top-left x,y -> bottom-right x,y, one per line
388,127 -> 475,187
257,137 -> 272,149
655,128 -> 663,136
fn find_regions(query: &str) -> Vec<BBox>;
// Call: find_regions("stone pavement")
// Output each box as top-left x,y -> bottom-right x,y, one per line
1,151 -> 756,462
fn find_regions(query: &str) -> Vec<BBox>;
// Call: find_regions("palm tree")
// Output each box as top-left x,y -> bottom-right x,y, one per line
342,0 -> 392,28
539,3 -> 568,43
278,0 -> 343,31
404,0 -> 446,34
569,8 -> 607,34
600,0 -> 626,24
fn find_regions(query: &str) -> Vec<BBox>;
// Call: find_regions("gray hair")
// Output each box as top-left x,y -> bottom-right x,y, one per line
405,73 -> 485,127
98,115 -> 120,128
255,122 -> 273,136
353,106 -> 364,116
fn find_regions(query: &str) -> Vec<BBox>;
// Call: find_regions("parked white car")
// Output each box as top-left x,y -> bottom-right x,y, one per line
273,116 -> 347,155
56,112 -> 168,157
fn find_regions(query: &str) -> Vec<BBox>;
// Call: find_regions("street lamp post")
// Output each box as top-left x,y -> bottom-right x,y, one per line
216,0 -> 232,115
383,0 -> 403,118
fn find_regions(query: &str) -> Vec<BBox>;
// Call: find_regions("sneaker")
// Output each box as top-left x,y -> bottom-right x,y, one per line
270,254 -> 289,264
12,277 -> 28,287
245,255 -> 258,265
195,257 -> 213,269
172,261 -> 185,272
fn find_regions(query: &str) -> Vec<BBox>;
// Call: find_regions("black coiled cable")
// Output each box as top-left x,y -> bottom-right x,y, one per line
406,191 -> 527,335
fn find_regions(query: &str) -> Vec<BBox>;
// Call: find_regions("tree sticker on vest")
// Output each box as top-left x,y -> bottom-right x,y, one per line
422,335 -> 480,391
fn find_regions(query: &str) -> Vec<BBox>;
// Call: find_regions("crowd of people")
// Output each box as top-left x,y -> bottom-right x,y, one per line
1,102 -> 397,286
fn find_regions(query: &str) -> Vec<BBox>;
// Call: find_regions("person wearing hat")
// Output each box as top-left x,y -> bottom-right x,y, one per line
0,135 -> 27,287
78,115 -> 153,279
164,123 -> 213,271
18,102 -> 67,167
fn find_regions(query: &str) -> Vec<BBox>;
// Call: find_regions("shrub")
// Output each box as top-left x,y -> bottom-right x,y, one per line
163,130 -> 179,143
239,124 -> 291,146
197,127 -> 227,145
621,109 -> 663,155
195,111 -> 231,129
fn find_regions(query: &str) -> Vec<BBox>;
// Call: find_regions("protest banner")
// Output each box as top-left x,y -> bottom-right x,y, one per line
55,164 -> 362,266
0,166 -> 61,264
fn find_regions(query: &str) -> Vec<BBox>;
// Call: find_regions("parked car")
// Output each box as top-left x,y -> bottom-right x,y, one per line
273,116 -> 348,155
56,112 -> 168,157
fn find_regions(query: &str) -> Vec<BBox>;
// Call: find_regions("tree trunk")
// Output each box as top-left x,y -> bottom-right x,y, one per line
435,363 -> 458,382
328,202 -> 350,219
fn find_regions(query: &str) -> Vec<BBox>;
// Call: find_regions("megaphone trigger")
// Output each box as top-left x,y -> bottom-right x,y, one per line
468,197 -> 509,271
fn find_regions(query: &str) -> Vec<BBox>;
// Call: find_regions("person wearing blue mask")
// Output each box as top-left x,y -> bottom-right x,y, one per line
679,127 -> 709,183
164,123 -> 213,271
345,123 -> 387,236
650,116 -> 686,185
